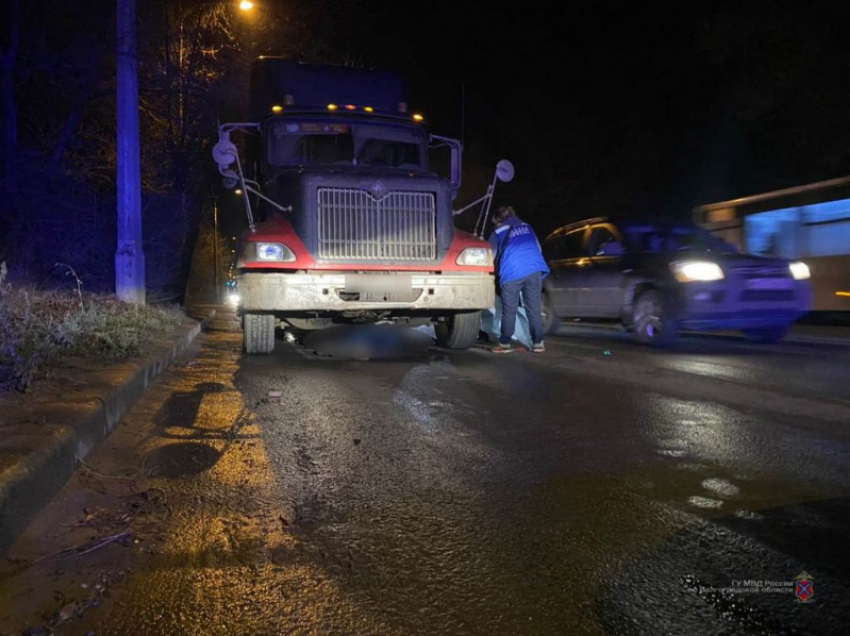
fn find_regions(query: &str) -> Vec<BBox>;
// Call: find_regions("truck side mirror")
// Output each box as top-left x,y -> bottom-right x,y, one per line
496,159 -> 515,183
214,131 -> 241,190
430,134 -> 462,200
212,131 -> 238,173
449,143 -> 462,200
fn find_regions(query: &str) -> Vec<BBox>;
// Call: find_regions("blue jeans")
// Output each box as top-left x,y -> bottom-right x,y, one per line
499,272 -> 544,346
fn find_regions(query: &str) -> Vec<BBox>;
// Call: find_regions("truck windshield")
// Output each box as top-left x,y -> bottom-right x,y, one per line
268,121 -> 426,169
624,225 -> 737,253
291,133 -> 354,165
357,137 -> 420,168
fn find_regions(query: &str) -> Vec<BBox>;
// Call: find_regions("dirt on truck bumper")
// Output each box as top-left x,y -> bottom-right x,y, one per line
237,271 -> 495,312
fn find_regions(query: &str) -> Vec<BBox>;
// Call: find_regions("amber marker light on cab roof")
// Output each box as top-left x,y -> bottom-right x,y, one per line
327,103 -> 338,111
413,113 -> 424,122
345,104 -> 356,110
363,106 -> 374,112
271,105 -> 283,113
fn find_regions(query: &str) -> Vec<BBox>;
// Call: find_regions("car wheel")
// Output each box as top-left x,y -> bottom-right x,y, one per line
435,311 -> 481,350
243,313 -> 275,354
632,290 -> 678,348
541,293 -> 561,335
742,325 -> 790,344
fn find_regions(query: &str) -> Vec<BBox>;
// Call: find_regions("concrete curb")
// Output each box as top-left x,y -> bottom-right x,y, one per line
779,334 -> 850,347
0,310 -> 215,552
556,322 -> 850,348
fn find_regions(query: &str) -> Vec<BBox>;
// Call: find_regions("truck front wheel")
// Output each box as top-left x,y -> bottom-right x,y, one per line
435,311 -> 481,350
243,313 -> 275,354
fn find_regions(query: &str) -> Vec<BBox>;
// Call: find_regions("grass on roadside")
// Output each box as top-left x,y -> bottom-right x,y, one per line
0,264 -> 184,391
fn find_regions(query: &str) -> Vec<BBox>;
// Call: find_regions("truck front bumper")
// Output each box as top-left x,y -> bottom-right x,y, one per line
237,271 -> 495,313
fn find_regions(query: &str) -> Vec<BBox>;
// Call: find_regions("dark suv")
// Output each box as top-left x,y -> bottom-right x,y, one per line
541,217 -> 813,346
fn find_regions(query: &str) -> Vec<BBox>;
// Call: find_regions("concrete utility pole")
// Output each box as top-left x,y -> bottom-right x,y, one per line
115,0 -> 145,304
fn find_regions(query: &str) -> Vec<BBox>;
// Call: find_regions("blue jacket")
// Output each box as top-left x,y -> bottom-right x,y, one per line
488,216 -> 550,284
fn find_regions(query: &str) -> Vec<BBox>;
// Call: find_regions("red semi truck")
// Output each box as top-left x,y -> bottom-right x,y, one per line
214,59 -> 509,354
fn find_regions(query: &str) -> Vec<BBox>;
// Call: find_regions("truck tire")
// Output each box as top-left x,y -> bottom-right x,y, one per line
542,293 -> 561,335
435,311 -> 481,350
742,325 -> 789,344
243,313 -> 275,354
632,290 -> 678,348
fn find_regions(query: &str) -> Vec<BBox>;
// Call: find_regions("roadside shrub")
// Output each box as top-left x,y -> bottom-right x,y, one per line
0,263 -> 184,391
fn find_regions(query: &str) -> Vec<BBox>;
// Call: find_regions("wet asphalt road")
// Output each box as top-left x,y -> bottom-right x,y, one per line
1,319 -> 850,635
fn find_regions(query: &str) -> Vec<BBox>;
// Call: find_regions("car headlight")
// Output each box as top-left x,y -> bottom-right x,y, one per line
456,247 -> 492,266
254,242 -> 295,262
670,261 -> 724,282
789,261 -> 810,280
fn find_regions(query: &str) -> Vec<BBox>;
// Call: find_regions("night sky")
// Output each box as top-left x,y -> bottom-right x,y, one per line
4,0 -> 850,291
303,1 -> 850,234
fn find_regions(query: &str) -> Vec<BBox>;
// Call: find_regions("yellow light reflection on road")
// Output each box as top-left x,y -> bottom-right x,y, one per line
94,331 -> 400,634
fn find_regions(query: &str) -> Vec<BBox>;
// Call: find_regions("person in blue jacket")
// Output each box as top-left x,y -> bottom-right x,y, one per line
488,205 -> 550,353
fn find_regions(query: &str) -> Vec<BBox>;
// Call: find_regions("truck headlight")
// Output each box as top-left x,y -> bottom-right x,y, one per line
456,247 -> 492,266
670,261 -> 724,282
254,242 -> 296,262
789,261 -> 810,280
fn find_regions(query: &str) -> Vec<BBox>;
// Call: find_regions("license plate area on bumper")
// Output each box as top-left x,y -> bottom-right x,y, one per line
344,274 -> 413,301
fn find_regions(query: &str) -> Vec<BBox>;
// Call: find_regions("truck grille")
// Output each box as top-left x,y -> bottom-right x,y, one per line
317,188 -> 436,261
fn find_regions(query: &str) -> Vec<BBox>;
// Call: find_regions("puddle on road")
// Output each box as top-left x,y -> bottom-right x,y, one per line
687,495 -> 724,509
701,477 -> 741,499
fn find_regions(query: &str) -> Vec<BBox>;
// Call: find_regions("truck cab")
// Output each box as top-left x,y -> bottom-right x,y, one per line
216,59 -> 497,353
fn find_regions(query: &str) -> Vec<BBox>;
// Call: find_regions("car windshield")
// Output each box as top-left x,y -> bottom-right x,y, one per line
623,225 -> 737,254
268,121 -> 425,169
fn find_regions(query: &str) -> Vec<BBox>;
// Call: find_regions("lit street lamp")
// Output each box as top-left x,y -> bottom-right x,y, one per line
239,0 -> 254,10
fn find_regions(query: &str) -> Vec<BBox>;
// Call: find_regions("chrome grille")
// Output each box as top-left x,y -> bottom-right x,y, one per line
317,188 -> 436,261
